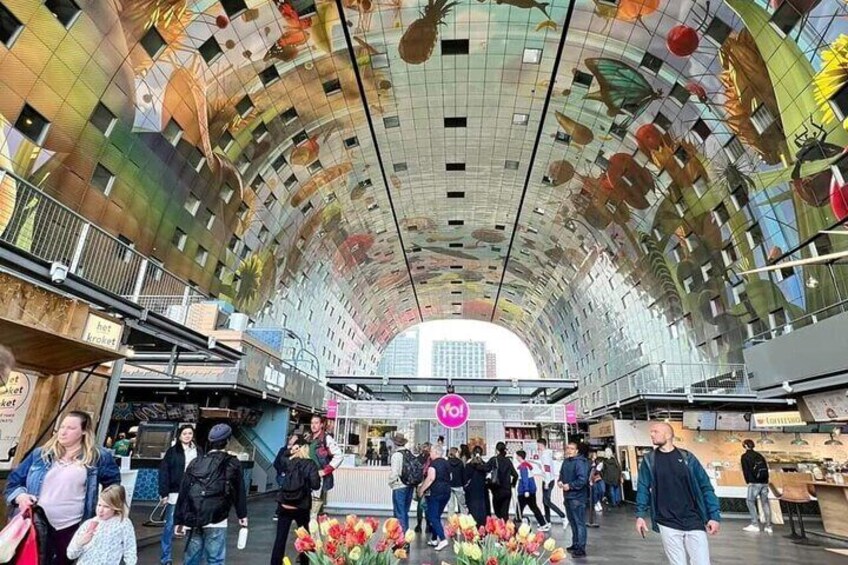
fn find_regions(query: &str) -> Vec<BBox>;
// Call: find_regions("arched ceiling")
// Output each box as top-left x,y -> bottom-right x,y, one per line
2,0 -> 848,381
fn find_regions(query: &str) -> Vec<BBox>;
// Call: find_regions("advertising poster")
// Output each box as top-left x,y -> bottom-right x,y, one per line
801,389 -> 848,422
0,371 -> 34,470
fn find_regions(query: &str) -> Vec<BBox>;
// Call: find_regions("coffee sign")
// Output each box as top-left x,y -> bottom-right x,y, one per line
436,394 -> 470,429
752,411 -> 806,428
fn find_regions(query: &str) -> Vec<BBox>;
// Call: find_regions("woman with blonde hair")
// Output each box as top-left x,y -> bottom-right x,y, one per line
270,435 -> 320,565
67,485 -> 137,564
4,410 -> 121,565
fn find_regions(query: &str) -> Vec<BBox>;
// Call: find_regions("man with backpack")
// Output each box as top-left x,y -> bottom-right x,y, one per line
306,415 -> 343,518
741,439 -> 772,534
174,423 -> 248,565
635,423 -> 721,565
271,435 -> 321,565
600,448 -> 622,507
388,433 -> 421,532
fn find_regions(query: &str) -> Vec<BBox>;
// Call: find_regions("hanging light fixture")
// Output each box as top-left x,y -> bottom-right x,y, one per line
759,431 -> 775,445
725,431 -> 741,443
694,427 -> 708,443
825,428 -> 843,446
791,432 -> 809,446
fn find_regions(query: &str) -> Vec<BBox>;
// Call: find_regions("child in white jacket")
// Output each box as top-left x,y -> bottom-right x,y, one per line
67,485 -> 137,565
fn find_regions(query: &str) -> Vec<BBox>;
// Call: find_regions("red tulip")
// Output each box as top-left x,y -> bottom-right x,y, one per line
667,25 -> 699,57
830,171 -> 848,221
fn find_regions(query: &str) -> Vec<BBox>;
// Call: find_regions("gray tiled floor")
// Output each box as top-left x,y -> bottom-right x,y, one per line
134,497 -> 848,564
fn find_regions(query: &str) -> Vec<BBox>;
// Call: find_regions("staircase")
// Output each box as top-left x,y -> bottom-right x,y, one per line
234,426 -> 279,493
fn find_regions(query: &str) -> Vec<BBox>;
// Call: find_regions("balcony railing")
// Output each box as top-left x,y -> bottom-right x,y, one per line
0,168 -> 208,324
598,362 -> 751,407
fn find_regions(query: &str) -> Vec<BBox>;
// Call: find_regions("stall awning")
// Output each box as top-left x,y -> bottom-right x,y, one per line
0,316 -> 123,374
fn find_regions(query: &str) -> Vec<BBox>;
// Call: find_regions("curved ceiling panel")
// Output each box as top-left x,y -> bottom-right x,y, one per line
1,0 -> 848,389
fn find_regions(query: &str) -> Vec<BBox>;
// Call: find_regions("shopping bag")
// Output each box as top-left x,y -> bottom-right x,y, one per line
14,520 -> 39,565
0,509 -> 32,563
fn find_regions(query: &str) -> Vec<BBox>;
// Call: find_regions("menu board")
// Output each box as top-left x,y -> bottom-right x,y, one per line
0,372 -> 34,471
715,412 -> 750,431
683,411 -> 717,431
801,388 -> 848,422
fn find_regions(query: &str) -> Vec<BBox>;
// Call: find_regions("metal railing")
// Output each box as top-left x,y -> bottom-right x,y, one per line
743,296 -> 848,348
599,362 -> 751,406
0,168 -> 208,324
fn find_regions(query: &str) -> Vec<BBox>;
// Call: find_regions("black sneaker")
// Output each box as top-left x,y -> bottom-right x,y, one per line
414,525 -> 421,533
572,549 -> 587,557
566,546 -> 576,552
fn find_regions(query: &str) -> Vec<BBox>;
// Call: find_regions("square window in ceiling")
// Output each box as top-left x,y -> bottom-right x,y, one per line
301,201 -> 313,214
449,242 -> 464,248
448,219 -> 464,226
705,17 -> 732,45
533,207 -> 545,216
573,70 -> 594,88
770,1 -> 803,36
45,0 -> 81,28
750,104 -> 776,135
505,160 -> 519,170
344,136 -> 359,148
384,116 -> 400,128
828,82 -> 848,122
639,52 -> 663,74
393,162 -> 408,172
15,104 -> 50,144
235,95 -> 253,117
221,0 -> 248,17
172,228 -> 187,251
251,122 -> 269,142
712,202 -> 730,225
441,39 -> 469,55
673,145 -> 689,166
554,130 -> 571,145
371,52 -> 389,69
291,129 -> 309,145
218,130 -> 234,150
199,35 -> 223,64
284,174 -> 298,189
91,163 -> 115,196
358,178 -> 372,189
90,102 -> 116,136
541,175 -> 553,185
307,160 -> 323,174
513,113 -> 529,126
594,152 -> 609,169
221,184 -> 235,203
723,135 -> 745,162
609,122 -> 627,140
495,224 -> 506,231
447,191 -> 465,198
0,3 -> 23,47
271,153 -> 287,171
163,118 -> 183,145
322,78 -> 342,95
250,173 -> 265,190
523,48 -> 542,64
291,0 -> 317,17
692,118 -> 711,140
669,82 -> 690,106
446,162 -> 466,171
281,106 -> 298,123
259,64 -> 280,85
140,26 -> 167,58
445,117 -> 467,128
654,112 -> 672,132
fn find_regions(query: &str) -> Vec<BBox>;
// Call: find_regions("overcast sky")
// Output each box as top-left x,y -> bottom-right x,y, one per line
411,320 -> 539,379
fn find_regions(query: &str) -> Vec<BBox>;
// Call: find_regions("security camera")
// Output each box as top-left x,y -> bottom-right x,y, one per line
781,381 -> 793,393
50,262 -> 69,284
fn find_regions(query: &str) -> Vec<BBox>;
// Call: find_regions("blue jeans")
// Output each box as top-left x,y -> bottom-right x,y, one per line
607,483 -> 621,506
592,481 -> 606,505
425,493 -> 450,541
392,487 -> 414,532
565,498 -> 587,551
184,527 -> 228,565
160,503 -> 176,564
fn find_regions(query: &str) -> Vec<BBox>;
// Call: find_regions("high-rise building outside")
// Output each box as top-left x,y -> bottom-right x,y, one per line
485,351 -> 497,379
432,340 -> 486,379
377,328 -> 420,376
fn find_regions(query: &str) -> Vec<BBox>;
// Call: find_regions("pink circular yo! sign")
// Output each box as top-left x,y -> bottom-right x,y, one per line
435,394 -> 470,429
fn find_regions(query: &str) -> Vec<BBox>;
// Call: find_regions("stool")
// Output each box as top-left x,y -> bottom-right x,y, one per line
776,484 -> 817,546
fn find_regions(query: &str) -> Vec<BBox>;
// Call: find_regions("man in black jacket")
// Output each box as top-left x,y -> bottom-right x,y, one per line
740,439 -> 772,533
175,423 -> 248,564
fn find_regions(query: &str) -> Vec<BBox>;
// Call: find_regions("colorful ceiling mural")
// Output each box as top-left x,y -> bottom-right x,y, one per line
1,0 -> 848,390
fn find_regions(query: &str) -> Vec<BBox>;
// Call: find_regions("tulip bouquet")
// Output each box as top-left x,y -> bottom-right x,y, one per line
443,515 -> 566,565
289,515 -> 414,565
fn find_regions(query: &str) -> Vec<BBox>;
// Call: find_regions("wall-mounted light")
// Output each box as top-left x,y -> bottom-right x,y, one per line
791,432 -> 809,446
781,381 -> 793,393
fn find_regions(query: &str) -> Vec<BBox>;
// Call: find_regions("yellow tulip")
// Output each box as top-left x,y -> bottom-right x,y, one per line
295,527 -> 309,539
544,538 -> 557,552
459,515 -> 476,530
349,546 -> 363,561
284,558 -> 292,565
405,530 -> 416,544
518,523 -> 531,539
363,523 -> 374,538
394,548 -> 408,559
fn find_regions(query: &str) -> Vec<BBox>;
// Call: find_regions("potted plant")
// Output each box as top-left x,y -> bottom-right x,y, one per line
443,515 -> 567,565
289,515 -> 414,565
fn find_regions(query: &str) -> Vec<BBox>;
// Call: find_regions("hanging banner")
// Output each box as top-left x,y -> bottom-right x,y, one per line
800,389 -> 848,422
0,371 -> 34,470
327,398 -> 339,419
565,404 -> 577,424
752,411 -> 806,428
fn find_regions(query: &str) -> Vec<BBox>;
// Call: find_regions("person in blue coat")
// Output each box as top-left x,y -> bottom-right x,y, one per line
558,441 -> 590,557
635,422 -> 721,565
516,450 -> 549,531
5,411 -> 121,565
